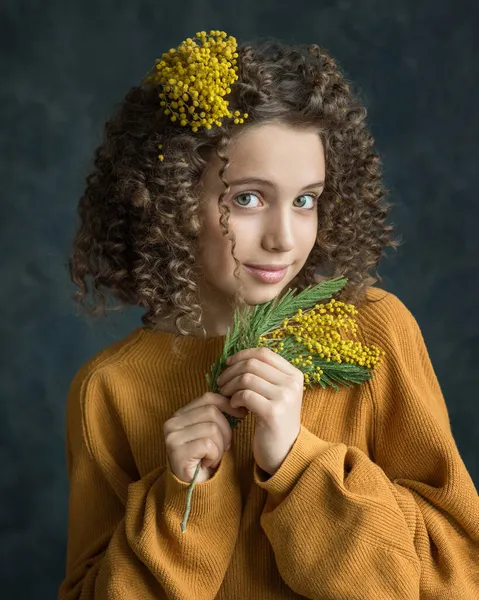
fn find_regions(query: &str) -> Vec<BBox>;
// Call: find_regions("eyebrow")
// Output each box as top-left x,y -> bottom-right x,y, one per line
228,177 -> 325,191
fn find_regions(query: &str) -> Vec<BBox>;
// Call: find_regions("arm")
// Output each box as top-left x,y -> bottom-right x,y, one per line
252,295 -> 479,599
58,366 -> 241,600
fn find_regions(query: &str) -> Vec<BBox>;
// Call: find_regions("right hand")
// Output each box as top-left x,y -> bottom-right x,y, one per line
164,392 -> 248,484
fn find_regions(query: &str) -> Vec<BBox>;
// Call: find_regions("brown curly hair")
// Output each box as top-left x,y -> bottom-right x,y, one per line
68,38 -> 400,356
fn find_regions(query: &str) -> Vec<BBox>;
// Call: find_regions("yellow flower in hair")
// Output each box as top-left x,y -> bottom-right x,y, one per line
143,30 -> 248,132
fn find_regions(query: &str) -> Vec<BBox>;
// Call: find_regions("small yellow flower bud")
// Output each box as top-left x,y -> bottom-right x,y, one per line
144,31 -> 243,132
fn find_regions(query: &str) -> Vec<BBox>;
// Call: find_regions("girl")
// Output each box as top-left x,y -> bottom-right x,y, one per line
58,31 -> 479,599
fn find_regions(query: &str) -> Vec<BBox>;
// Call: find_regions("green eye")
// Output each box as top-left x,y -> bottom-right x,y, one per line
233,192 -> 317,209
294,194 -> 317,209
234,192 -> 260,207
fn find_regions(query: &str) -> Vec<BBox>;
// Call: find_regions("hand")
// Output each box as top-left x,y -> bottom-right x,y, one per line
163,393 -> 248,484
216,347 -> 304,476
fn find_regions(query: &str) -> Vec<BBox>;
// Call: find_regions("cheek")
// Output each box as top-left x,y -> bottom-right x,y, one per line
297,218 -> 318,261
197,213 -> 237,270
306,214 -> 319,245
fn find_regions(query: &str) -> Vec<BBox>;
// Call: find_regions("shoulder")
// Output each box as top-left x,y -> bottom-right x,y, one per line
356,287 -> 441,400
68,327 -> 148,392
356,286 -> 424,349
66,326 -> 182,413
356,288 -> 451,435
65,326 -> 181,461
360,286 -> 416,322
65,328 -> 152,444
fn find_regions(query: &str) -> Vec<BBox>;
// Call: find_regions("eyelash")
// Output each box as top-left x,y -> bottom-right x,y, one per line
232,191 -> 318,210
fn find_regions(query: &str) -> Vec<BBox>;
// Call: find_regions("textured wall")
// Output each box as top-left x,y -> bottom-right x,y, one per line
1,1 -> 478,597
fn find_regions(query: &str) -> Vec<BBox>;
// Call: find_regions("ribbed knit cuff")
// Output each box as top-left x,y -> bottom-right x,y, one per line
164,448 -> 240,524
253,425 -> 335,500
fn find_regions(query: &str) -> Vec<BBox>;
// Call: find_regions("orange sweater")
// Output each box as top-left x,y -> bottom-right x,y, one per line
58,287 -> 479,599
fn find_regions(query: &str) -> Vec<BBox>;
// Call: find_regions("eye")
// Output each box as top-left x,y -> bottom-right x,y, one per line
293,194 -> 317,209
232,192 -> 318,210
233,192 -> 261,208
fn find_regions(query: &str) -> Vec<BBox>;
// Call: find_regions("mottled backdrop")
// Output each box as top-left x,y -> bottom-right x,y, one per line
1,0 -> 478,597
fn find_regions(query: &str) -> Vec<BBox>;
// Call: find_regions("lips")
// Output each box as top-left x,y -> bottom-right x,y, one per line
243,264 -> 289,284
244,264 -> 290,272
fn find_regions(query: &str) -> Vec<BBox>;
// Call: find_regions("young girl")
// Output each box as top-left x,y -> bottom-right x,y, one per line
58,31 -> 479,599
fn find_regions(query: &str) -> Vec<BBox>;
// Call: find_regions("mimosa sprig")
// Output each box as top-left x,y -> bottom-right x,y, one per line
180,276 -> 385,532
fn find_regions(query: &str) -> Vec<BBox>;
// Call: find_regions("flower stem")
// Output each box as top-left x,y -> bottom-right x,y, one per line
180,460 -> 202,533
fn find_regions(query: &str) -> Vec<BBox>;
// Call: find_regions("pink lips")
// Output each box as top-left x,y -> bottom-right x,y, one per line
244,264 -> 289,283
245,264 -> 289,271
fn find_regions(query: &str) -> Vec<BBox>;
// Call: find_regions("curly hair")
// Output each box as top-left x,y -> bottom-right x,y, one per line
68,39 -> 400,357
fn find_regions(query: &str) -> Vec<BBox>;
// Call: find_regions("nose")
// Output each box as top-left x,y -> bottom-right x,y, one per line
262,208 -> 296,253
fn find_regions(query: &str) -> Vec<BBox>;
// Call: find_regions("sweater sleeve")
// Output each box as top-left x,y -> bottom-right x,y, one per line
252,294 -> 479,600
58,365 -> 242,600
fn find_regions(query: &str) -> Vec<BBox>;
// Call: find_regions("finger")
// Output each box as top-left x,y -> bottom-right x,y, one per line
168,421 -> 226,466
227,346 -> 298,376
175,392 -> 246,418
229,389 -> 272,425
171,438 -> 220,479
172,404 -> 234,448
217,358 -> 286,389
219,372 -> 278,402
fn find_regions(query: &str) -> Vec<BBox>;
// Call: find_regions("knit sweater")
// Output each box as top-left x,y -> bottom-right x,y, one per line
58,286 -> 479,599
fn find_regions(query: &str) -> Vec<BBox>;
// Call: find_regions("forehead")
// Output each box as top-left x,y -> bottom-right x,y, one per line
202,122 -> 325,190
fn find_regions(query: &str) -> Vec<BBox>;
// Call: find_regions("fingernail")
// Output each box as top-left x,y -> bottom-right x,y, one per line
226,443 -> 231,451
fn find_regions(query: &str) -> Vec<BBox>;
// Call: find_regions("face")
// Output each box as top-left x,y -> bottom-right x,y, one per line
194,121 -> 326,336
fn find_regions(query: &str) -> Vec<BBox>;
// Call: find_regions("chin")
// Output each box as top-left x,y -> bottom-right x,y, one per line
219,272 -> 295,306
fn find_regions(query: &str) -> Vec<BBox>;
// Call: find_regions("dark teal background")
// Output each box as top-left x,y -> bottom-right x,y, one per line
1,1 -> 478,597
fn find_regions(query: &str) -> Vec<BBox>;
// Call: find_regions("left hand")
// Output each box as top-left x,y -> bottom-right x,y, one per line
216,347 -> 304,476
